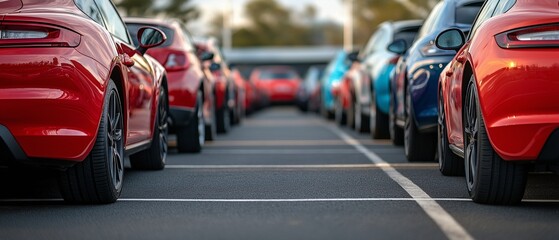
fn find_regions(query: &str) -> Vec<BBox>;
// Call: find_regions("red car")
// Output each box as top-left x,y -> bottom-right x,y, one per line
0,0 -> 168,203
249,66 -> 301,104
125,18 -> 214,153
436,0 -> 559,204
194,38 -> 236,134
232,68 -> 259,114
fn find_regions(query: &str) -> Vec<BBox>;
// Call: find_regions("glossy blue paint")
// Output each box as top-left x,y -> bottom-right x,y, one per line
321,51 -> 351,112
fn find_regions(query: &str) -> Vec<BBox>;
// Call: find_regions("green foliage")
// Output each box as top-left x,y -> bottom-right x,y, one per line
117,0 -> 199,23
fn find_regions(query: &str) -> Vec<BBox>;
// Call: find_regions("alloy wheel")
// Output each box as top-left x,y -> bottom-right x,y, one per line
464,82 -> 479,191
107,90 -> 124,191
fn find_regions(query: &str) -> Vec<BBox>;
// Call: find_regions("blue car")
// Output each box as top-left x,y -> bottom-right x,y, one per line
320,51 -> 353,119
389,0 -> 483,161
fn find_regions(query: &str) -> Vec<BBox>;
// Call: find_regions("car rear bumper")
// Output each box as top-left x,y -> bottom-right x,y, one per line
167,69 -> 200,109
169,107 -> 195,127
0,48 -> 105,162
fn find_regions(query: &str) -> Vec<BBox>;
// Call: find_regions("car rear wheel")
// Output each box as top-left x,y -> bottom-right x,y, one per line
177,91 -> 205,153
346,96 -> 355,129
370,89 -> 389,139
354,98 -> 370,133
59,80 -> 123,203
334,97 -> 347,126
205,95 -> 218,141
438,90 -> 463,176
404,90 -> 436,162
129,86 -> 169,170
216,104 -> 231,134
464,77 -> 527,205
389,94 -> 403,146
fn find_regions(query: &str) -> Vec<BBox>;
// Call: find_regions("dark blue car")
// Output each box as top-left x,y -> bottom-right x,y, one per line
389,0 -> 483,162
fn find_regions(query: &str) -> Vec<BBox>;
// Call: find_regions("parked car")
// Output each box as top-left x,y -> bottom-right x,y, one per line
249,66 -> 301,104
0,0 -> 168,203
437,0 -> 559,204
232,68 -> 258,115
296,65 -> 325,112
194,38 -> 236,134
388,0 -> 483,161
321,50 -> 354,119
125,18 -> 213,153
230,67 -> 246,123
337,20 -> 422,136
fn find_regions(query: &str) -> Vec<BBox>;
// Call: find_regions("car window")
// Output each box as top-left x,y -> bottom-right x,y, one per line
468,0 -> 500,40
95,0 -> 131,44
455,2 -> 484,25
394,28 -> 420,47
126,23 -> 174,48
178,23 -> 196,52
494,0 -> 516,15
416,2 -> 444,39
363,26 -> 388,55
74,0 -> 104,26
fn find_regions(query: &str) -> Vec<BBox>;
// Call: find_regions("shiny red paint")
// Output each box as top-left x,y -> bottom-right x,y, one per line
0,0 -> 165,162
249,66 -> 301,103
440,0 -> 559,161
124,18 -> 206,118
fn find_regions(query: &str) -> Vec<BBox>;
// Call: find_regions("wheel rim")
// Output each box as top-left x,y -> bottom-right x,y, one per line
404,91 -> 411,156
158,90 -> 168,163
107,90 -> 124,190
464,83 -> 479,191
198,97 -> 205,145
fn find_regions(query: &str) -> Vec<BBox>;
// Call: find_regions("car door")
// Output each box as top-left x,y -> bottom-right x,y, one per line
95,0 -> 155,145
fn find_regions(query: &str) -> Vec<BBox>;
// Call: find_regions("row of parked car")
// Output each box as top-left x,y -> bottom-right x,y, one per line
298,0 -> 559,205
0,0 -> 262,204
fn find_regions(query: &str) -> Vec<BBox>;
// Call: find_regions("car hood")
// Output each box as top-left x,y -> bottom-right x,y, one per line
0,0 -> 23,15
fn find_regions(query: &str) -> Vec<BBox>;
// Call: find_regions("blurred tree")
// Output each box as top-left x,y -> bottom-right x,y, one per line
352,0 -> 432,47
117,0 -> 199,23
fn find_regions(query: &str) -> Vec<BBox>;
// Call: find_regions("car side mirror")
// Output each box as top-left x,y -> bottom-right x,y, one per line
209,62 -> 221,72
136,27 -> 166,55
435,28 -> 465,51
347,51 -> 360,62
200,51 -> 214,61
387,39 -> 408,55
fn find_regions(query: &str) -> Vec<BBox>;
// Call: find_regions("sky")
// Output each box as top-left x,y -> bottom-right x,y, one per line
187,0 -> 344,35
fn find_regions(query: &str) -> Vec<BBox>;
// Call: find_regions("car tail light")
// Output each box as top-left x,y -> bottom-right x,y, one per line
0,23 -> 81,47
496,24 -> 559,48
164,52 -> 190,71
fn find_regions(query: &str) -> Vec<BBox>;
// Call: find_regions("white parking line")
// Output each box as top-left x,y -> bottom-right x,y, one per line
2,198 -> 559,203
202,149 -> 360,154
165,163 -> 438,169
328,126 -> 474,240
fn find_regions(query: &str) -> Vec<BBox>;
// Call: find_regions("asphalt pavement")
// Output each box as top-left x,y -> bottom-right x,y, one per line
1,106 -> 559,240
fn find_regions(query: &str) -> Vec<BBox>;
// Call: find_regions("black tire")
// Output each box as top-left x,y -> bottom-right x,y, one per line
438,90 -> 464,176
370,89 -> 389,139
404,89 -> 436,162
389,93 -> 404,146
334,97 -> 347,126
59,80 -> 124,203
354,98 -> 370,133
129,86 -> 169,170
177,91 -> 205,153
346,96 -> 355,129
464,77 -> 527,205
216,103 -> 231,133
205,96 -> 218,141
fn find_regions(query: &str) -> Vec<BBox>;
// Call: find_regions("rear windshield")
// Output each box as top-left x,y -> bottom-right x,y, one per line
260,71 -> 299,80
126,23 -> 174,48
455,3 -> 483,25
394,28 -> 420,47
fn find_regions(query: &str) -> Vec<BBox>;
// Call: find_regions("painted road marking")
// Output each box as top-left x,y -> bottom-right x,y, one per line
201,149 -> 360,154
2,198 -> 558,203
202,139 -> 390,147
328,126 -> 474,240
165,163 -> 438,169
